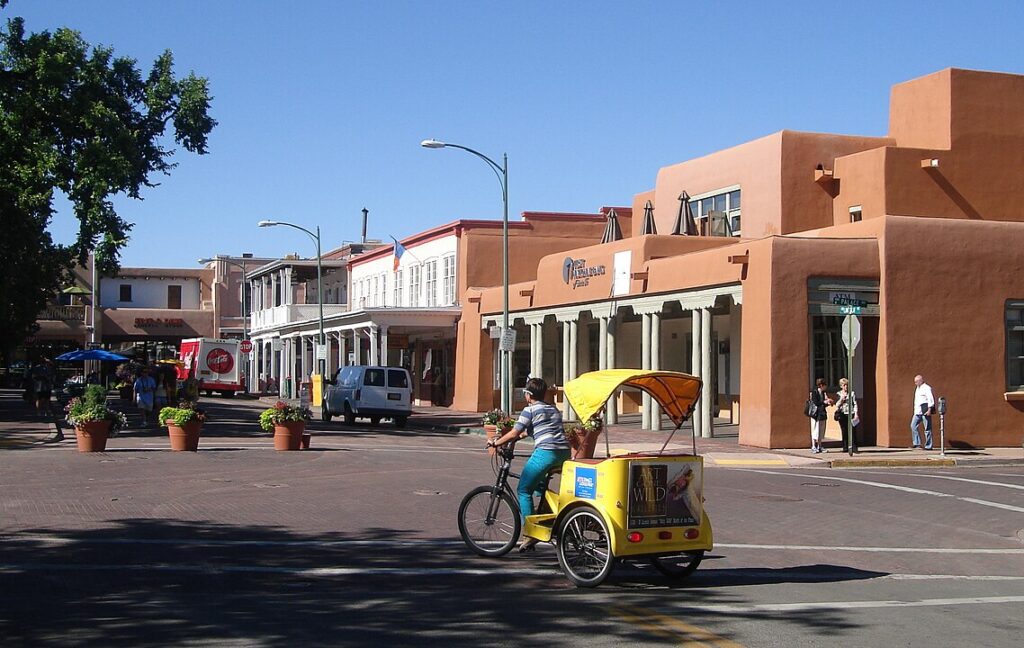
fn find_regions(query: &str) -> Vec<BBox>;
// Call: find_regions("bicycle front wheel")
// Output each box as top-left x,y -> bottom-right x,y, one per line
458,486 -> 521,557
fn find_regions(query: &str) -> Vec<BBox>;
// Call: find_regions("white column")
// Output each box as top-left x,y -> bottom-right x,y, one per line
369,325 -> 379,366
606,313 -> 617,424
353,329 -> 361,365
283,267 -> 293,305
337,332 -> 346,369
380,325 -> 389,366
567,319 -> 578,422
651,311 -> 662,432
528,323 -> 539,378
691,309 -> 703,438
701,307 -> 714,438
561,321 -> 572,420
598,316 -> 608,372
641,312 -> 652,429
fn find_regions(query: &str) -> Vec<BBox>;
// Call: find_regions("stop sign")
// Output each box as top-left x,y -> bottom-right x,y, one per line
240,340 -> 253,354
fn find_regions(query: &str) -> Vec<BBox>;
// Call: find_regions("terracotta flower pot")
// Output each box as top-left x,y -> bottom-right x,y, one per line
166,419 -> 202,452
273,421 -> 305,451
75,419 -> 112,453
484,424 -> 498,456
569,427 -> 602,460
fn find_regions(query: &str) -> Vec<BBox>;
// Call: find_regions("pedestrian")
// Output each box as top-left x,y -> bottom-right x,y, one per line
31,358 -> 56,417
485,377 -> 570,552
910,374 -> 935,450
809,377 -> 833,453
834,377 -> 859,453
133,366 -> 157,427
154,370 -> 169,410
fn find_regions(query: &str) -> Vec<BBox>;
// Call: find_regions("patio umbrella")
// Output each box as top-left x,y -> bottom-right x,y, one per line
672,191 -> 699,236
640,200 -> 657,235
600,208 -> 623,243
55,349 -> 129,362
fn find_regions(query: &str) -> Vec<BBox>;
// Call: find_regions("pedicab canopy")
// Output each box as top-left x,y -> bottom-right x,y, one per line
563,369 -> 702,428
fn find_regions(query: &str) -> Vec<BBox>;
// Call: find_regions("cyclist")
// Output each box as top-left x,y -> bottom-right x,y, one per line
485,377 -> 570,552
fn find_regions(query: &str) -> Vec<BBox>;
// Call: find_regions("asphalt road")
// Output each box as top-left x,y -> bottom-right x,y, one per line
1,396 -> 1022,647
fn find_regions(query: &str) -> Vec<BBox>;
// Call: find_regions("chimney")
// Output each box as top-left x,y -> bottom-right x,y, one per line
361,207 -> 368,244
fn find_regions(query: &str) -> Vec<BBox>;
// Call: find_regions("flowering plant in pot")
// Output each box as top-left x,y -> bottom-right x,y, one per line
481,409 -> 514,454
159,400 -> 207,452
567,415 -> 604,459
259,401 -> 312,451
65,385 -> 127,452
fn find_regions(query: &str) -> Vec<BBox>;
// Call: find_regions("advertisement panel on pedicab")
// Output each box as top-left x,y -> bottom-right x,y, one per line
627,461 -> 703,528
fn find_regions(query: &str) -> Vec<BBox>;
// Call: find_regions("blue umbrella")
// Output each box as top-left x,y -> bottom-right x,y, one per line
55,349 -> 129,362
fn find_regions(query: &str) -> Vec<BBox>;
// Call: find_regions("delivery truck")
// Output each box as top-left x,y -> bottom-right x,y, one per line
177,337 -> 244,397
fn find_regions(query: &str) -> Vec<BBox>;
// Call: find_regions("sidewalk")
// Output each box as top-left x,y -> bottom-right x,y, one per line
400,404 -> 1024,469
3,390 -> 1021,468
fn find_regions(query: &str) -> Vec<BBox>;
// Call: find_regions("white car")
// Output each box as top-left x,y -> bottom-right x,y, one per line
322,366 -> 412,428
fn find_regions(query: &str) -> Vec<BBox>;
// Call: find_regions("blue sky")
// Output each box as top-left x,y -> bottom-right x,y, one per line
10,0 -> 1023,268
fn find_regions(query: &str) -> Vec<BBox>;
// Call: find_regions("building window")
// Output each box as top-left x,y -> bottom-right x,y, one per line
394,269 -> 404,307
811,315 -> 845,389
425,259 -> 438,307
409,264 -> 421,307
1007,300 -> 1024,391
442,254 -> 456,305
378,272 -> 387,306
688,187 -> 741,237
119,284 -> 132,302
849,205 -> 863,223
167,285 -> 182,309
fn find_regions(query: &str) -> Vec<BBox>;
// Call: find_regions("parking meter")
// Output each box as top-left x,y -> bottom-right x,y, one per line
937,397 -> 947,455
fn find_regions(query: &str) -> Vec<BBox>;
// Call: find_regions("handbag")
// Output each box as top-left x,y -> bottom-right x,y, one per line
833,409 -> 841,421
803,398 -> 816,418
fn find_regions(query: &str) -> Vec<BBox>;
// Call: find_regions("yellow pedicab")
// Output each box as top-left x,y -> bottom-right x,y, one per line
457,369 -> 712,587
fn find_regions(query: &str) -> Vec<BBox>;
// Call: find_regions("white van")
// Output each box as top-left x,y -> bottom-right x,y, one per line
322,366 -> 412,428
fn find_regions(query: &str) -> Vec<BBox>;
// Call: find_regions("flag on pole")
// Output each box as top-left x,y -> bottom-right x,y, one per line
392,237 -> 406,271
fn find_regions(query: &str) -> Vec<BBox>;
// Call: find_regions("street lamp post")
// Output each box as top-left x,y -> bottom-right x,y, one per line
421,138 -> 510,412
198,256 -> 249,392
257,220 -> 325,378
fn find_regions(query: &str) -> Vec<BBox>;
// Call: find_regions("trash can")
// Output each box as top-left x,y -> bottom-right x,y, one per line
311,374 -> 324,407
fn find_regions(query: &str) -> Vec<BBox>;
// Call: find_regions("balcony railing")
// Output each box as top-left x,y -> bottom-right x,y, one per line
39,304 -> 85,322
250,303 -> 349,331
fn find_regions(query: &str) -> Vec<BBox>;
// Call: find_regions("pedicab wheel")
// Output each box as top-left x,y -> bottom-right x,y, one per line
650,550 -> 704,580
457,486 -> 521,557
556,507 -> 613,587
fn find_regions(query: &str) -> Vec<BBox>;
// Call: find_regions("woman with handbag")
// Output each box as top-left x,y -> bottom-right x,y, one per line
834,377 -> 858,453
809,377 -> 833,453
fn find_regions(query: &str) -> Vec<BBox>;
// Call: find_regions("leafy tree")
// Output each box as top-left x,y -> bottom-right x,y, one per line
0,4 -> 216,353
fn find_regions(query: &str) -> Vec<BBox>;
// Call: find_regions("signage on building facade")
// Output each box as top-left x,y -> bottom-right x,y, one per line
562,256 -> 606,290
134,317 -> 185,328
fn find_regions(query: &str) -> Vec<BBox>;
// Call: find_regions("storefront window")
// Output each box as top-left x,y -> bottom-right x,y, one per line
1007,301 -> 1024,391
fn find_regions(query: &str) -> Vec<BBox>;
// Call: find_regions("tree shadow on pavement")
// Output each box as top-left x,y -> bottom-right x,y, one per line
0,519 -> 881,647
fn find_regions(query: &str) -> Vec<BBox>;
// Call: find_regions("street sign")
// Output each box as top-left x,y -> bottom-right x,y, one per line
240,340 -> 253,354
842,315 -> 861,351
315,343 -> 328,360
488,326 -> 501,339
499,327 -> 517,353
839,305 -> 862,315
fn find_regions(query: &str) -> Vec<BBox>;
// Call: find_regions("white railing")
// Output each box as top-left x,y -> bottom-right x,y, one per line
250,303 -> 349,331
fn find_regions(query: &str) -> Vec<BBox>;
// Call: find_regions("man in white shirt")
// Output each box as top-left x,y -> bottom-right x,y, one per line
910,374 -> 935,450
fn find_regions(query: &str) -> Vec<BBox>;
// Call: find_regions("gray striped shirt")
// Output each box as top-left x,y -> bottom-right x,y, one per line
514,402 -> 568,450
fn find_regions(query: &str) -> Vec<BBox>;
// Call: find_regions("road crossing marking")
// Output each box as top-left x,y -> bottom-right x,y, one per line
674,595 -> 1024,614
716,543 -> 1024,554
854,471 -> 1024,492
739,469 -> 1024,513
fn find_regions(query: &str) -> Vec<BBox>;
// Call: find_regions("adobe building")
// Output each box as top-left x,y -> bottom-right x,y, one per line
247,213 -> 610,403
454,68 -> 1024,449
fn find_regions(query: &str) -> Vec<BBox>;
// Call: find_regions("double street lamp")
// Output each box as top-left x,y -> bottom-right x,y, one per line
257,220 -> 326,378
421,139 -> 511,412
198,255 -> 249,392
